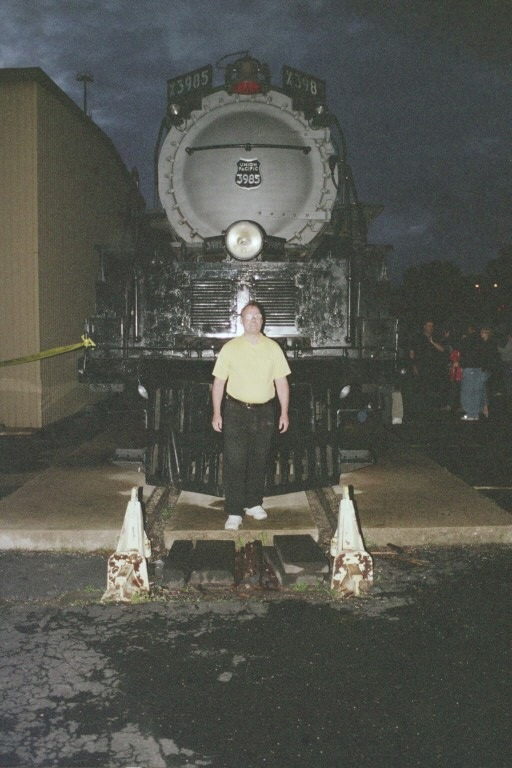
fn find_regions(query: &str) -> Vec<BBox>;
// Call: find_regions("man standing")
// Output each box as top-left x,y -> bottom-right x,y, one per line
211,302 -> 291,530
409,320 -> 446,409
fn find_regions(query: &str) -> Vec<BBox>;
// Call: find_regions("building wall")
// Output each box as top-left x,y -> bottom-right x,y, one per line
0,81 -> 41,427
35,83 -> 138,426
0,70 -> 141,428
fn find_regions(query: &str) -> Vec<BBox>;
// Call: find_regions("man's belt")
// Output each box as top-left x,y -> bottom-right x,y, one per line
226,394 -> 274,409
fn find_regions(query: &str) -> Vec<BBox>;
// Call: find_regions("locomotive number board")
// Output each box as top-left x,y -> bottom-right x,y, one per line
167,65 -> 213,104
282,65 -> 326,102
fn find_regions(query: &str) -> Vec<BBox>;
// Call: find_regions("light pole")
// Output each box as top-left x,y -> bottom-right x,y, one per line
76,72 -> 94,115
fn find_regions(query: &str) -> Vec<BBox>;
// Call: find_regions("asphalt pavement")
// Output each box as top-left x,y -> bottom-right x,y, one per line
0,545 -> 510,768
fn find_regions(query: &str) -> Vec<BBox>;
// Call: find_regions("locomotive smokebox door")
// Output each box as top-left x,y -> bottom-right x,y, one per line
157,79 -> 338,248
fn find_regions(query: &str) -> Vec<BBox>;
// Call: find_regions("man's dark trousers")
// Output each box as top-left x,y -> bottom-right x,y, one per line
222,398 -> 275,517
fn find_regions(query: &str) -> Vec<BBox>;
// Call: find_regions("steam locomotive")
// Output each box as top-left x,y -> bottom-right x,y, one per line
84,54 -> 396,494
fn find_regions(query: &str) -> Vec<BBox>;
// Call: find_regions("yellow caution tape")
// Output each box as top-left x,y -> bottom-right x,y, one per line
0,335 -> 96,368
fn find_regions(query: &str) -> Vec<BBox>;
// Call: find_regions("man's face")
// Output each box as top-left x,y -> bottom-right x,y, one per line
423,322 -> 434,336
241,306 -> 263,333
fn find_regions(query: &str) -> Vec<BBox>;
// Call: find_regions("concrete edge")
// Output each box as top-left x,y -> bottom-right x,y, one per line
0,531 -> 119,552
364,525 -> 512,547
3,523 -> 511,552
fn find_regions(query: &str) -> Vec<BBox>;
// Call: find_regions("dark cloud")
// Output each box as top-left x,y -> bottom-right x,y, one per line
1,0 -> 510,282
345,0 -> 512,69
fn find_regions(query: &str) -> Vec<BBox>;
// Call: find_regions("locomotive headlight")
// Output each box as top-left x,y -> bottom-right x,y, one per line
225,220 -> 264,261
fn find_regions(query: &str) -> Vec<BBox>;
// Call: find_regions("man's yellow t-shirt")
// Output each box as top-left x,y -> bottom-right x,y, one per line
212,334 -> 291,403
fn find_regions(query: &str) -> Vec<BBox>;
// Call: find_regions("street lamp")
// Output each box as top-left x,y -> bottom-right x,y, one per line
76,72 -> 94,114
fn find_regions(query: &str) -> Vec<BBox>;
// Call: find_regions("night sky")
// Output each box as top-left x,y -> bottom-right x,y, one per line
2,0 -> 511,283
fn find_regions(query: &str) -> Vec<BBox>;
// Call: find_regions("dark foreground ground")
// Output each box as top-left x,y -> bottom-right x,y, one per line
0,545 -> 510,768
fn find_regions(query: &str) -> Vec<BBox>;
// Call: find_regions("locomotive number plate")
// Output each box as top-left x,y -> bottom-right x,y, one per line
236,159 -> 261,189
167,65 -> 213,102
282,65 -> 326,102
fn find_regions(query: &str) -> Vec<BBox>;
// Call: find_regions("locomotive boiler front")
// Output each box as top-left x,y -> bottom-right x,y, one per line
158,59 -> 338,257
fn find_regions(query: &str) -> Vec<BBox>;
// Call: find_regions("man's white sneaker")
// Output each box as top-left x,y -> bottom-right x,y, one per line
244,505 -> 267,520
224,515 -> 243,530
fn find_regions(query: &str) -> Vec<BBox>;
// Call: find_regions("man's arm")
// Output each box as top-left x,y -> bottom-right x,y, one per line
274,376 -> 290,433
430,338 -> 445,353
211,377 -> 226,432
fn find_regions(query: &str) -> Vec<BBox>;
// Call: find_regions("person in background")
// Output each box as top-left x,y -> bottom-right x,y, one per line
439,327 -> 454,410
478,326 -> 500,418
460,324 -> 499,420
447,336 -> 463,413
408,320 -> 446,410
498,330 -> 512,408
459,324 -> 481,421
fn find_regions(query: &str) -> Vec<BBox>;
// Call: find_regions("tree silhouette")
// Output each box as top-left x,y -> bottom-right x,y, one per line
394,260 -> 477,336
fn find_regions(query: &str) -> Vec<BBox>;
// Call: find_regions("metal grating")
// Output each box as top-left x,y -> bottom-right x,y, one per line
191,280 -> 232,330
253,279 -> 298,326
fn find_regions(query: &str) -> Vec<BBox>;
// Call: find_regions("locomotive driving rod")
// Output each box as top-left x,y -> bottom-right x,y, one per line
185,142 -> 311,155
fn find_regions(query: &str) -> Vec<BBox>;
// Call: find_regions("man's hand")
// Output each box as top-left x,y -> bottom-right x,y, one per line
211,376 -> 226,432
274,376 -> 290,433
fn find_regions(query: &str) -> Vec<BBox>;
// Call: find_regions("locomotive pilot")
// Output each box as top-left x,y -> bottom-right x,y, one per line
211,301 -> 291,530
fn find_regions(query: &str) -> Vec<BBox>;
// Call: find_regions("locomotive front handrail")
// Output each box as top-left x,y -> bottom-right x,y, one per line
185,142 -> 311,155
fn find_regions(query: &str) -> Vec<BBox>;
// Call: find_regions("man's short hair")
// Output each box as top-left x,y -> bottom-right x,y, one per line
241,301 -> 265,321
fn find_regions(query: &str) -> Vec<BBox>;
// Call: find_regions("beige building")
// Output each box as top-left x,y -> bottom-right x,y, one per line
0,68 -> 143,429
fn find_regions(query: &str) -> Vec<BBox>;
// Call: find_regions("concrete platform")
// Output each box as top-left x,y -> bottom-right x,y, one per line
0,436 -> 510,551
340,440 -> 512,546
164,490 -> 318,549
0,466 -> 154,551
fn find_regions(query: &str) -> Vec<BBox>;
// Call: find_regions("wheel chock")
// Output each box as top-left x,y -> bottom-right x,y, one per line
101,487 -> 151,602
330,486 -> 373,596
